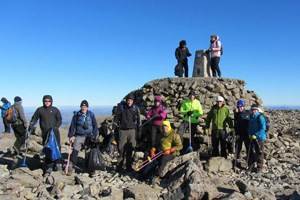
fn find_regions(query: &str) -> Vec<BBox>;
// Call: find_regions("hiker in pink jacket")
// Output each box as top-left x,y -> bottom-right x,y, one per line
146,96 -> 167,148
209,34 -> 223,77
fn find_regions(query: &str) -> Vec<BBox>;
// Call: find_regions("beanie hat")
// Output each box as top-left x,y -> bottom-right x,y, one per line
154,96 -> 162,102
251,104 -> 259,110
237,99 -> 245,107
80,100 -> 89,107
126,94 -> 135,100
14,96 -> 22,103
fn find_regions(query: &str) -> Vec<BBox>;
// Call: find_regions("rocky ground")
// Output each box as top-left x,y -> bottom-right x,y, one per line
0,78 -> 299,200
0,110 -> 299,200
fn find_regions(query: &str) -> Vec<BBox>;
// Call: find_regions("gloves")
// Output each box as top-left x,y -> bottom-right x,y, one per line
164,147 -> 176,155
153,113 -> 160,119
69,136 -> 76,144
163,149 -> 171,155
187,111 -> 193,116
150,147 -> 157,158
250,135 -> 257,140
170,147 -> 176,153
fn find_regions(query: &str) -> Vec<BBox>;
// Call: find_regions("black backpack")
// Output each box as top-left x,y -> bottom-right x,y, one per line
174,63 -> 183,77
86,142 -> 105,173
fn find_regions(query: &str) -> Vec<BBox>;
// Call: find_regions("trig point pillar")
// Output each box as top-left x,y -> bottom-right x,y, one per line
192,50 -> 212,77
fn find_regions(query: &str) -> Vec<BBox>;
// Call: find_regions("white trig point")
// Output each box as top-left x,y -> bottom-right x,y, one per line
192,50 -> 212,77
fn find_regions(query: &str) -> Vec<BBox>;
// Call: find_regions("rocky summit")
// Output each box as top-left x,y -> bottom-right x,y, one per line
0,78 -> 300,200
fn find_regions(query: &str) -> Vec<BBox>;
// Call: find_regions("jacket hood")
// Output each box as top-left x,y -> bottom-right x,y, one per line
43,95 -> 53,107
162,120 -> 172,134
1,97 -> 8,103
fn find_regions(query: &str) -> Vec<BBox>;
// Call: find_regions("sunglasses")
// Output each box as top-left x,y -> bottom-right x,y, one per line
44,100 -> 51,103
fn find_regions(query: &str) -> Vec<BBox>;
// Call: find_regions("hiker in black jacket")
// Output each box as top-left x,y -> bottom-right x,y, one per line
114,94 -> 140,171
234,99 -> 250,159
29,95 -> 62,174
175,40 -> 192,77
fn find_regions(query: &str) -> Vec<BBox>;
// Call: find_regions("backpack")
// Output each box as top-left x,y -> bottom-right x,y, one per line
75,111 -> 93,132
43,129 -> 62,161
258,113 -> 270,132
174,63 -> 183,77
5,106 -> 18,123
216,40 -> 223,56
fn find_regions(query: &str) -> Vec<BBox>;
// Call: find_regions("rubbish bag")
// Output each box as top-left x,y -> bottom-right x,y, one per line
43,129 -> 62,161
86,142 -> 105,172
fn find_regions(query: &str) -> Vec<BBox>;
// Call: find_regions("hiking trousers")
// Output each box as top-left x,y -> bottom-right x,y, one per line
210,57 -> 221,77
151,125 -> 162,148
211,129 -> 227,158
3,117 -> 11,133
12,124 -> 26,154
248,140 -> 264,170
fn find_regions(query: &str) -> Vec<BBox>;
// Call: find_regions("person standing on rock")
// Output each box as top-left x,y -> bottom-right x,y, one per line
114,94 -> 140,172
28,95 -> 62,174
205,96 -> 234,159
146,96 -> 167,149
175,40 -> 192,77
0,97 -> 11,133
207,35 -> 222,77
10,96 -> 28,156
68,100 -> 98,174
180,91 -> 203,150
234,99 -> 250,159
248,104 -> 267,172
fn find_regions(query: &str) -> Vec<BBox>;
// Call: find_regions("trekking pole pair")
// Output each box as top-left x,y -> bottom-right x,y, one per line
134,151 -> 163,172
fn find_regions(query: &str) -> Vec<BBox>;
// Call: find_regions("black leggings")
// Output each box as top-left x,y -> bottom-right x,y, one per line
210,57 -> 221,77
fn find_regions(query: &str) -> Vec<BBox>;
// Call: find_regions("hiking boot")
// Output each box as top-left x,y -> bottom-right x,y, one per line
53,163 -> 62,172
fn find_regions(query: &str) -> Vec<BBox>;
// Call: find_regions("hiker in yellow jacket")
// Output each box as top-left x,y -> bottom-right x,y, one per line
158,120 -> 183,177
180,91 -> 203,150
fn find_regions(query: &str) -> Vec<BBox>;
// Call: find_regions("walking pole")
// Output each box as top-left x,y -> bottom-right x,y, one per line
65,142 -> 72,175
19,130 -> 29,168
233,136 -> 239,173
185,116 -> 193,153
246,139 -> 252,170
134,151 -> 163,172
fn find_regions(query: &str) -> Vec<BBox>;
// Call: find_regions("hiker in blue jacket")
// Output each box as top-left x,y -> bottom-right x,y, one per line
0,97 -> 11,133
68,100 -> 98,174
248,104 -> 267,172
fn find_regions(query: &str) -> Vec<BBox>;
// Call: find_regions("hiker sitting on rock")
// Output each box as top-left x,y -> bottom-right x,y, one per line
175,40 -> 192,77
67,100 -> 98,174
8,96 -> 27,160
248,104 -> 267,173
205,96 -> 234,159
179,91 -> 203,151
141,120 -> 182,182
146,96 -> 167,149
234,99 -> 250,160
28,95 -> 62,175
0,97 -> 12,133
114,94 -> 140,172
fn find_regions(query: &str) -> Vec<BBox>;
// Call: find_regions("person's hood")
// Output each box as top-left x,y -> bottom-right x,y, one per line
154,96 -> 162,103
43,95 -> 53,107
162,120 -> 172,135
1,97 -> 8,104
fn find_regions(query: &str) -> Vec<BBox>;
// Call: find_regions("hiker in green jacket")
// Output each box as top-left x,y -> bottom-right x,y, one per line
205,96 -> 234,158
180,91 -> 203,150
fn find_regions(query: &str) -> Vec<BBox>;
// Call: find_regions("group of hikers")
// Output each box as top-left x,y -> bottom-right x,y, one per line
175,34 -> 223,78
1,91 -> 268,181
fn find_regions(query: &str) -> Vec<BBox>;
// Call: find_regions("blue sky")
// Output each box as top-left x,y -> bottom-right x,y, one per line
0,0 -> 299,107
